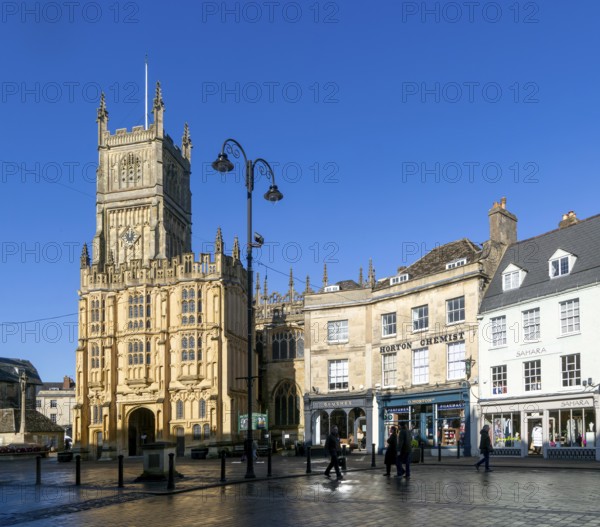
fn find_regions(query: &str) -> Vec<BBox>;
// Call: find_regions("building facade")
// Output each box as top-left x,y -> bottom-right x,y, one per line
478,211 -> 600,460
36,376 -> 76,439
74,86 -> 253,459
303,199 -> 517,456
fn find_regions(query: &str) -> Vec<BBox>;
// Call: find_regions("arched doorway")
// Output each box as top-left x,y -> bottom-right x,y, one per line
128,407 -> 155,456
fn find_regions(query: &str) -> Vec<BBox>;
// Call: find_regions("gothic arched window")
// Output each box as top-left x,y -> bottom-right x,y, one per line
274,381 -> 300,426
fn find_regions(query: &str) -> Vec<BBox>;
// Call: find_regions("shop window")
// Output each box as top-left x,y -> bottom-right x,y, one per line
548,408 -> 594,447
485,414 -> 521,448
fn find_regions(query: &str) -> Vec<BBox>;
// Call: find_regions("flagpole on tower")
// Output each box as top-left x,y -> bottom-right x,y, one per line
144,54 -> 148,130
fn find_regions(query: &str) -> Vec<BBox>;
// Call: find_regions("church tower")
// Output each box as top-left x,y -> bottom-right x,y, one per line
74,86 -> 249,460
93,83 -> 192,267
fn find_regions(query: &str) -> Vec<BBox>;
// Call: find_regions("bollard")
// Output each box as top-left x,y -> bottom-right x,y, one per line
306,446 -> 312,474
457,439 -> 461,459
75,455 -> 81,486
371,443 -> 376,467
167,453 -> 175,490
35,455 -> 41,486
267,442 -> 272,477
220,450 -> 226,483
340,445 -> 347,472
118,455 -> 124,488
420,441 -> 424,464
438,441 -> 442,462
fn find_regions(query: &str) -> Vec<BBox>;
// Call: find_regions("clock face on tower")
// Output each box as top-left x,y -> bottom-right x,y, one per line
121,227 -> 139,247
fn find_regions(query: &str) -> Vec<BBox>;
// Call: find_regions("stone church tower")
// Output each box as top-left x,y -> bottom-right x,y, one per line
74,85 -> 250,458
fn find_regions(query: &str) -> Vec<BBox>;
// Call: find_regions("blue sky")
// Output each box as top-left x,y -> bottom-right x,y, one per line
0,1 -> 598,382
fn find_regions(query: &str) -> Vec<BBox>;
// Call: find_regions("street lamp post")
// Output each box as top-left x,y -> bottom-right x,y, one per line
212,138 -> 283,479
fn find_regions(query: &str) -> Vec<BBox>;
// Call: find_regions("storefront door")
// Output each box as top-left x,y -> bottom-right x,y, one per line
420,413 -> 435,446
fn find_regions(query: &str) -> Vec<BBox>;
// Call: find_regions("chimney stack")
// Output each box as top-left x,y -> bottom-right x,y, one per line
559,211 -> 578,229
488,197 -> 517,247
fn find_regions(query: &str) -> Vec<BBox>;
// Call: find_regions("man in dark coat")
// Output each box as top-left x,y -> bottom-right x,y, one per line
383,426 -> 398,476
396,422 -> 412,478
475,424 -> 494,472
324,426 -> 343,479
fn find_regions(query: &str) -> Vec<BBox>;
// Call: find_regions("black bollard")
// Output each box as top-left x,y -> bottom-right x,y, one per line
220,450 -> 226,483
35,455 -> 41,486
267,442 -> 272,477
306,446 -> 312,474
371,443 -> 376,467
420,441 -> 424,463
75,455 -> 81,486
438,441 -> 442,462
167,453 -> 175,490
340,444 -> 347,471
457,439 -> 461,459
118,455 -> 124,488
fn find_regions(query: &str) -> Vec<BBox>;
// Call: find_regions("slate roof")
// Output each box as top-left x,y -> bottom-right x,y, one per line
0,359 -> 42,385
374,239 -> 482,291
0,409 -> 65,433
480,213 -> 600,314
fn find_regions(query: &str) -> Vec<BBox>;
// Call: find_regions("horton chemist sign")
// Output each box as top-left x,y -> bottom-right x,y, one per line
238,413 -> 268,432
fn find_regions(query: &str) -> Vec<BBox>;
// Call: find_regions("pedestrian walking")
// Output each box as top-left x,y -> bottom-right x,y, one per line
396,422 -> 411,478
324,425 -> 343,480
383,426 -> 398,476
475,424 -> 494,472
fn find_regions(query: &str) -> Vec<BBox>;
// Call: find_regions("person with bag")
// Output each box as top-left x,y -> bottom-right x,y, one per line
383,426 -> 398,476
324,425 -> 343,480
475,424 -> 494,472
396,422 -> 412,478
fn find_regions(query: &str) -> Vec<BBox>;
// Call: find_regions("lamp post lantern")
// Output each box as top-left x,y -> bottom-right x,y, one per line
212,138 -> 283,479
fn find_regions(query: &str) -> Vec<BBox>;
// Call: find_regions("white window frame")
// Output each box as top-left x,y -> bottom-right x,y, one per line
502,263 -> 527,291
412,347 -> 429,384
382,313 -> 397,338
446,296 -> 465,324
382,352 -> 397,387
524,360 -> 541,392
390,274 -> 409,285
522,308 -> 540,342
412,305 -> 429,332
561,353 -> 581,387
327,320 -> 348,343
446,258 -> 467,270
491,365 -> 507,395
447,341 -> 466,380
549,249 -> 577,279
328,359 -> 349,391
560,299 -> 580,335
491,316 -> 507,347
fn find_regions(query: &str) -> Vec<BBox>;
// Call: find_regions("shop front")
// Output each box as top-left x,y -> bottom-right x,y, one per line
303,391 -> 375,454
379,388 -> 472,457
479,394 -> 599,460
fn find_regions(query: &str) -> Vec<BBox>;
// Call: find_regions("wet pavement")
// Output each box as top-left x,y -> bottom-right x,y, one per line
2,452 -> 600,526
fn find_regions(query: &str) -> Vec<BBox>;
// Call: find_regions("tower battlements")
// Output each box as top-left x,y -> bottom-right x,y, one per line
80,250 -> 245,292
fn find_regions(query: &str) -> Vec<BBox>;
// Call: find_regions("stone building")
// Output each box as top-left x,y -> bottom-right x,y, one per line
255,270 -> 306,450
36,376 -> 76,439
478,211 -> 600,460
303,199 -> 517,456
0,358 -> 63,447
74,85 -> 251,458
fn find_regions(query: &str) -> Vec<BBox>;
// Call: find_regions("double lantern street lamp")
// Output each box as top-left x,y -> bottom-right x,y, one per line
212,139 -> 283,479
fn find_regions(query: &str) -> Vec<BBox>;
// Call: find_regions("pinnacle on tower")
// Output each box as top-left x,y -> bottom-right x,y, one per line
323,263 -> 328,287
80,243 -> 90,269
97,92 -> 108,146
232,236 -> 240,261
305,275 -> 311,294
215,227 -> 224,254
153,81 -> 164,137
358,266 -> 364,286
368,258 -> 375,288
182,122 -> 192,162
288,268 -> 295,298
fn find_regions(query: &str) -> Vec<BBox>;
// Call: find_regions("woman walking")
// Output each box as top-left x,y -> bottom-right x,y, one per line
475,424 -> 494,472
383,426 -> 398,476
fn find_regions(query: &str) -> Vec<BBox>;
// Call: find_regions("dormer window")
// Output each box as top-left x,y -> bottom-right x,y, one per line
446,258 -> 466,270
324,285 -> 340,292
390,274 -> 409,285
502,264 -> 526,291
549,249 -> 576,279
